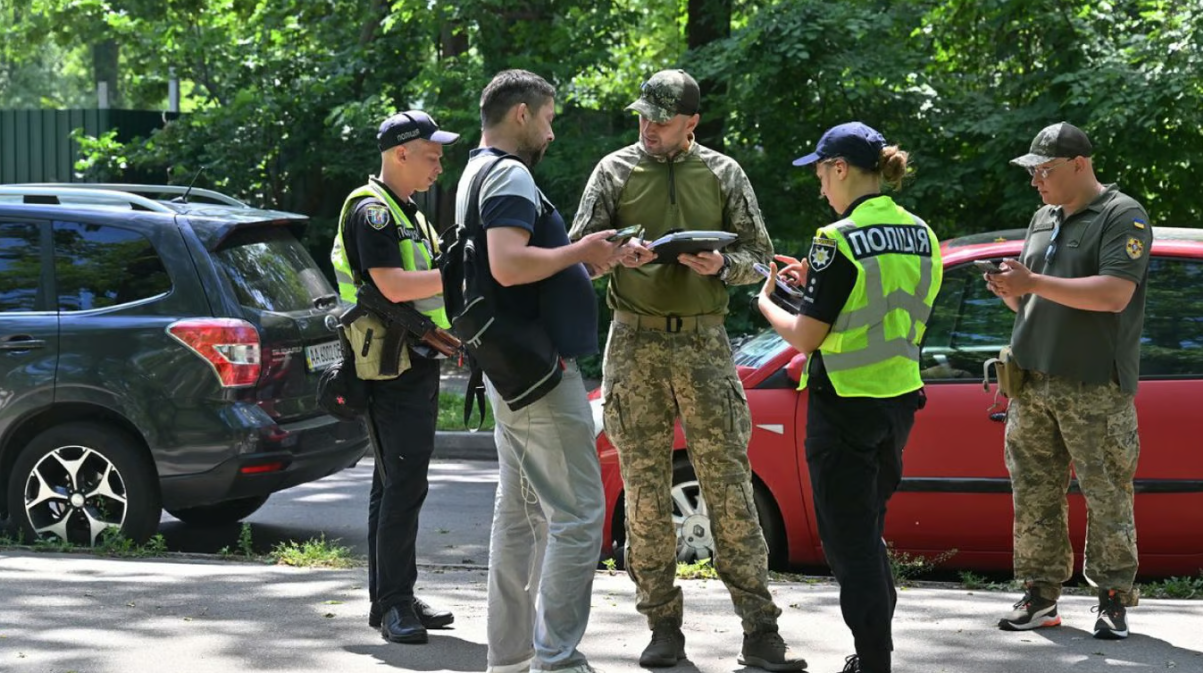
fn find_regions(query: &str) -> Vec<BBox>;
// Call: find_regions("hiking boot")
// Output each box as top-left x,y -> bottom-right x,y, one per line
738,629 -> 808,672
1092,589 -> 1129,640
639,624 -> 686,668
998,589 -> 1060,631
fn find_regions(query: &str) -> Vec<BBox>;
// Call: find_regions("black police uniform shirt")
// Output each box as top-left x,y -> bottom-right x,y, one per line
345,177 -> 422,287
796,194 -> 878,389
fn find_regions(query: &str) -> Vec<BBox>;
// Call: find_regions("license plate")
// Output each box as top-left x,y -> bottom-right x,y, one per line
305,340 -> 341,372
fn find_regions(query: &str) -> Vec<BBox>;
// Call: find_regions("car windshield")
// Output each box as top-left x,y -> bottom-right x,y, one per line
214,227 -> 334,313
733,328 -> 789,369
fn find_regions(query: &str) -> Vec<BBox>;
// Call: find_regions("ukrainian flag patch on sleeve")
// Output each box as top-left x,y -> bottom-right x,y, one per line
1133,218 -> 1146,230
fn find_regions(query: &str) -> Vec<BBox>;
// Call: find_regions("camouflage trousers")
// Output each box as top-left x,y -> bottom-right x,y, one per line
601,312 -> 781,633
1005,370 -> 1140,605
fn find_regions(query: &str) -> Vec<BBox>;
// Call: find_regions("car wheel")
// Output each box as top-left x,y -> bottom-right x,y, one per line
166,495 -> 270,526
668,456 -> 787,570
6,422 -> 160,546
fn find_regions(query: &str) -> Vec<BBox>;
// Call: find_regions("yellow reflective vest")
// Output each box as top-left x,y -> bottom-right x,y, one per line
800,195 -> 942,398
330,181 -> 449,329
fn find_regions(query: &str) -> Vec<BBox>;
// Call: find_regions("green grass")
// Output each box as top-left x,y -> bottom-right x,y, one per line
437,391 -> 495,431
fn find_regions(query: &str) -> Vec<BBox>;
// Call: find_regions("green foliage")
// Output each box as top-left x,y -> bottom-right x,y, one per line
887,542 -> 957,586
5,0 -> 1203,352
676,557 -> 718,580
1139,572 -> 1203,599
237,521 -> 254,558
270,534 -> 357,568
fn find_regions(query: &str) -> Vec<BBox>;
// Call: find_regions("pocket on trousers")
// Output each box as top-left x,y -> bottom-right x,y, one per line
602,378 -> 626,439
725,377 -> 748,432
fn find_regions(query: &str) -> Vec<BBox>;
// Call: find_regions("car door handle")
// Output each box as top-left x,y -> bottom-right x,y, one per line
0,335 -> 47,351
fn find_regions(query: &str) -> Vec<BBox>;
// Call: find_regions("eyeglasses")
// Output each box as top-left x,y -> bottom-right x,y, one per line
1026,160 -> 1070,180
1045,209 -> 1064,264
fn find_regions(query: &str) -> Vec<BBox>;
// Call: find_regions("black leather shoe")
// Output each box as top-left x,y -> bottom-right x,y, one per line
414,597 -> 454,629
381,602 -> 428,644
368,603 -> 382,628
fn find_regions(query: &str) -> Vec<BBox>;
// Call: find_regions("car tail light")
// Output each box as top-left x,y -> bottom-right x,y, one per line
167,318 -> 261,387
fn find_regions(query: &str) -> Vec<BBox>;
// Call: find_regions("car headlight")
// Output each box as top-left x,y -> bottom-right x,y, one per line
589,397 -> 605,439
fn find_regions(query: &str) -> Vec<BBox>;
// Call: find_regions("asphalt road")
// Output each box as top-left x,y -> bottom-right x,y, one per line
157,457 -> 496,566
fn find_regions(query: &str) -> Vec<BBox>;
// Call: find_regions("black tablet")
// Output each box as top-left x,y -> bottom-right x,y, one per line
646,230 -> 739,263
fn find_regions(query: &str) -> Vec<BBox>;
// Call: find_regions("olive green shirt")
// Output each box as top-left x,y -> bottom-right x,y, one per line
1011,184 -> 1152,393
570,140 -> 773,316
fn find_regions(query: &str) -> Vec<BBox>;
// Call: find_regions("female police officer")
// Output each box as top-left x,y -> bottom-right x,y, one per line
756,122 -> 941,673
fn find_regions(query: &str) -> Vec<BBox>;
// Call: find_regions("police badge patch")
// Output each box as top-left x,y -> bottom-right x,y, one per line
1125,237 -> 1144,260
365,204 -> 391,230
809,237 -> 838,272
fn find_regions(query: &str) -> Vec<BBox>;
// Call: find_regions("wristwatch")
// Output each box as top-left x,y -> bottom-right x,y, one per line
718,255 -> 732,283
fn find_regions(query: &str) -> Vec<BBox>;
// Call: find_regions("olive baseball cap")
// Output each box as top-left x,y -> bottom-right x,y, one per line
1010,122 -> 1093,168
626,69 -> 701,123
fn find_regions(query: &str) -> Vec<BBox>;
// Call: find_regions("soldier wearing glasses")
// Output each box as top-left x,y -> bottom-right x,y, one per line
985,122 -> 1151,641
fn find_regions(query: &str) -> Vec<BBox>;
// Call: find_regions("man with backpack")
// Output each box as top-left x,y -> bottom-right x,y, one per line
452,69 -> 623,673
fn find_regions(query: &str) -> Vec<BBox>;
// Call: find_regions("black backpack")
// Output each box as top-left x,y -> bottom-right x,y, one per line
438,154 -> 563,422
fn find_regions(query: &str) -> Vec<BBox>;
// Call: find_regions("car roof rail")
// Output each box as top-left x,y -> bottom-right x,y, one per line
14,182 -> 250,208
0,185 -> 177,213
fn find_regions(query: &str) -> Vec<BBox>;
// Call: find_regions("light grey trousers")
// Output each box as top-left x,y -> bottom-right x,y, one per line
485,361 -> 605,672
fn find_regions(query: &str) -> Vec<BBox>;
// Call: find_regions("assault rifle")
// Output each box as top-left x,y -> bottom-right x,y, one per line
341,284 -> 462,377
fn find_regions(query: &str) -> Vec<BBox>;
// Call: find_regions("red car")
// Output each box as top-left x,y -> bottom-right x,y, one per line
591,227 -> 1203,578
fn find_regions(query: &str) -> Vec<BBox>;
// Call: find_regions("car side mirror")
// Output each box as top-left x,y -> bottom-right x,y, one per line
785,352 -> 807,385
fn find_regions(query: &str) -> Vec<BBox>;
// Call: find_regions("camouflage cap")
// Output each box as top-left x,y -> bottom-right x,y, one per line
1010,122 -> 1093,168
626,69 -> 701,123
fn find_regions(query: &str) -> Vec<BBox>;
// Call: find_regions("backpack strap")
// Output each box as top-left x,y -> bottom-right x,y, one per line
459,152 -> 518,430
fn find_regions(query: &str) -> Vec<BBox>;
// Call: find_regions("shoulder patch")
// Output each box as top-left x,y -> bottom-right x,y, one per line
364,204 -> 392,230
809,237 -> 838,272
1132,218 -> 1146,230
1125,237 -> 1144,260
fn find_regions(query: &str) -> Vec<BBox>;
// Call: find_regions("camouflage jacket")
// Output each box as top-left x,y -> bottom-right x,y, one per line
570,140 -> 773,317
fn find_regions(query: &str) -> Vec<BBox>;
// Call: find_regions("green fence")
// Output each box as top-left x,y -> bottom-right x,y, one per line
0,109 -> 169,184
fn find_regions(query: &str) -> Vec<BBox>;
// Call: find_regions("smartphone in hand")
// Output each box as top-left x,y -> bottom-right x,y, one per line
974,259 -> 1003,274
607,224 -> 645,244
754,262 -> 804,297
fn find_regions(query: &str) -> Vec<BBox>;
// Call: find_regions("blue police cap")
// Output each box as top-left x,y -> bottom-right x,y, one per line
793,121 -> 886,171
377,110 -> 460,152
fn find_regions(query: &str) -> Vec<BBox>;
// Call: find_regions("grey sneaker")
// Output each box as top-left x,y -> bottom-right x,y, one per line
738,629 -> 808,672
639,625 -> 686,668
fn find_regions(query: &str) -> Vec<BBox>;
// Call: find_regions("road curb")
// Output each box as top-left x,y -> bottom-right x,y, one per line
433,430 -> 496,461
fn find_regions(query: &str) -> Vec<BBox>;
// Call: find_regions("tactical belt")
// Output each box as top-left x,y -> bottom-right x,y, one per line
613,310 -> 725,333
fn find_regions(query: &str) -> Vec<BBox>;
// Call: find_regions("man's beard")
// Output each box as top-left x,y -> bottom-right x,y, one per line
520,142 -> 547,168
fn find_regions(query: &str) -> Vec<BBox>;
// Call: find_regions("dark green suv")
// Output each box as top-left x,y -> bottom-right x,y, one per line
0,184 -> 369,545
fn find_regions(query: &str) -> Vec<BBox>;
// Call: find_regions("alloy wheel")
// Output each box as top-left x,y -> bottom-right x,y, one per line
22,444 -> 128,546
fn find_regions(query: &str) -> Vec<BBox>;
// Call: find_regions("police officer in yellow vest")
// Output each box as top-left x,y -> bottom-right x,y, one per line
757,122 -> 941,673
330,110 -> 458,645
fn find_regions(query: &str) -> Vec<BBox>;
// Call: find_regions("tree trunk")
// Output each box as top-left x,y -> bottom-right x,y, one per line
436,19 -> 470,233
687,0 -> 730,152
93,39 -> 120,108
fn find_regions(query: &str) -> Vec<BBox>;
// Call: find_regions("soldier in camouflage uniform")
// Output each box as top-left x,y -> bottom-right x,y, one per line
570,69 -> 805,672
987,122 -> 1151,641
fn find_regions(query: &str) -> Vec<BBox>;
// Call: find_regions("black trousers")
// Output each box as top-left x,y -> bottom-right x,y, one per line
366,356 -> 440,612
804,385 -> 919,673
